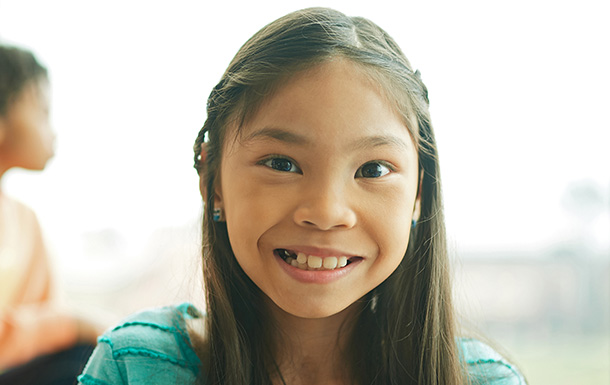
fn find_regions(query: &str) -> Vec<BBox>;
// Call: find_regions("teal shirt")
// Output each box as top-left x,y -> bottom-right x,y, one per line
78,303 -> 525,385
78,303 -> 202,385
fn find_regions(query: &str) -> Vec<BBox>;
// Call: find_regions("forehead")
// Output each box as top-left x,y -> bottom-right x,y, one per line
223,59 -> 416,156
236,59 -> 406,137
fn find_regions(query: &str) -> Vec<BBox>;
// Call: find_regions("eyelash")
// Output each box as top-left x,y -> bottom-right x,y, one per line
259,156 -> 395,179
258,156 -> 302,174
355,161 -> 394,178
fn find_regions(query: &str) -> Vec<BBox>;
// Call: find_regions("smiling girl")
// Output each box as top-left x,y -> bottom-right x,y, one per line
79,7 -> 525,385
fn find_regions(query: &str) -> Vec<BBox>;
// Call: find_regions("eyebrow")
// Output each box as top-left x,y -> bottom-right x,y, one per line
352,135 -> 412,152
244,127 -> 309,145
244,126 -> 411,152
244,127 -> 310,145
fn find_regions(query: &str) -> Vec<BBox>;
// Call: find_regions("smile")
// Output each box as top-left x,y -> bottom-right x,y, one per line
275,249 -> 360,271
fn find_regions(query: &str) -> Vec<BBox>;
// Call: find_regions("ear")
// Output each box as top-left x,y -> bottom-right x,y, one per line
198,174 -> 207,199
412,192 -> 421,223
199,175 -> 224,205
0,117 -> 6,146
412,194 -> 421,222
198,143 -> 224,210
213,180 -> 224,211
198,143 -> 209,198
412,171 -> 423,222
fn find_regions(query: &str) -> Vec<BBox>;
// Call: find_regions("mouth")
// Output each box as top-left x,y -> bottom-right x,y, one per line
275,248 -> 362,271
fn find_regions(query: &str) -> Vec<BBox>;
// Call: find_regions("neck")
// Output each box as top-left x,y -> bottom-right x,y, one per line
266,299 -> 362,385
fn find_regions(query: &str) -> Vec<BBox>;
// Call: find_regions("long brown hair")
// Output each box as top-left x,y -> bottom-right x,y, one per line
193,7 -> 464,384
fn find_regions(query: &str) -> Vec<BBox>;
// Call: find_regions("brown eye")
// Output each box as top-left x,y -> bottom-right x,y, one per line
356,162 -> 391,178
261,157 -> 301,173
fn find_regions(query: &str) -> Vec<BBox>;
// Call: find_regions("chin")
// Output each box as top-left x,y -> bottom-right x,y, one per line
36,155 -> 54,170
26,163 -> 48,172
277,300 -> 357,320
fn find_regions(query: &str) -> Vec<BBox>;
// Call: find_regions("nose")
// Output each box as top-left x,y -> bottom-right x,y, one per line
293,178 -> 357,231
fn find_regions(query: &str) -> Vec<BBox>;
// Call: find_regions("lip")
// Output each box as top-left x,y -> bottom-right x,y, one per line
274,248 -> 363,284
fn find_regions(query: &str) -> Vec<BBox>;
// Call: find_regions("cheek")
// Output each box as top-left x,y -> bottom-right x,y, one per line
13,113 -> 51,149
370,184 -> 416,262
221,176 -> 283,256
223,184 -> 281,227
225,219 -> 256,266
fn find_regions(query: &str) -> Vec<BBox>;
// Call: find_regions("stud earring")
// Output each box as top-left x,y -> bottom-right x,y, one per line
213,208 -> 223,222
411,219 -> 417,228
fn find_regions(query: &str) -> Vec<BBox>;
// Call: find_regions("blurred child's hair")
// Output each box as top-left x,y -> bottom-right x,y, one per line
193,7 -> 463,384
0,44 -> 48,116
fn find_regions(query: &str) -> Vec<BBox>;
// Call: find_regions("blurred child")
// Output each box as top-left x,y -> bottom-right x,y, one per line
0,44 -> 100,385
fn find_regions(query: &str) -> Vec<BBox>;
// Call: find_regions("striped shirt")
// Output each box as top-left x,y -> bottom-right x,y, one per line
78,303 -> 525,384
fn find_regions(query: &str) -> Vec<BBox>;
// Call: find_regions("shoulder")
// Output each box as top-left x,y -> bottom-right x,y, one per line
78,303 -> 204,385
0,194 -> 37,224
459,338 -> 527,385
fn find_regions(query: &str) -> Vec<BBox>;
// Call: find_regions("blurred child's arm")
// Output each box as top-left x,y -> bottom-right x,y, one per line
0,200 -> 99,370
0,303 -> 81,369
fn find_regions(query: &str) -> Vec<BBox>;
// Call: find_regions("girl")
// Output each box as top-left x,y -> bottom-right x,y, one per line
79,7 -> 525,385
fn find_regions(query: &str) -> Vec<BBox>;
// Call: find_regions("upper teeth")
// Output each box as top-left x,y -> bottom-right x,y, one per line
284,251 -> 349,271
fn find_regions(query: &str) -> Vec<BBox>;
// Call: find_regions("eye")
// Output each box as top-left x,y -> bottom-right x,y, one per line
260,156 -> 301,173
355,161 -> 392,178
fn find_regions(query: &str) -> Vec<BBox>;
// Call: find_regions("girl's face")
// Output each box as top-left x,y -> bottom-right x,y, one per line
216,59 -> 420,319
0,80 -> 55,171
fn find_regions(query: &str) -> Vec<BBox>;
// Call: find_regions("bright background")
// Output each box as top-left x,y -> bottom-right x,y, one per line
1,1 -> 608,383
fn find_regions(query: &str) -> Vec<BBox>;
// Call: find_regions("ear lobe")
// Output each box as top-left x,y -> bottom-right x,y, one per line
213,181 -> 223,210
199,174 -> 224,206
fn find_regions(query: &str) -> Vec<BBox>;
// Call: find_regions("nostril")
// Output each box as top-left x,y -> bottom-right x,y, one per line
293,199 -> 357,231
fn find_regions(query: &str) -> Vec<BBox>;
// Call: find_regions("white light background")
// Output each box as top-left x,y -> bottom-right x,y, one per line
1,0 -> 608,292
